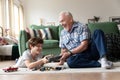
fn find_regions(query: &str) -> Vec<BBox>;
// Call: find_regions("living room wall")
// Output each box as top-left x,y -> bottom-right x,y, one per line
20,0 -> 120,27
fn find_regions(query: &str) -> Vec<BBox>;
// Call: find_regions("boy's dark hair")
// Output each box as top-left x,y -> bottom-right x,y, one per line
28,37 -> 43,49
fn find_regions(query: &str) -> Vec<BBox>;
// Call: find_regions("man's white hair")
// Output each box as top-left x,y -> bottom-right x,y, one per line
59,11 -> 73,18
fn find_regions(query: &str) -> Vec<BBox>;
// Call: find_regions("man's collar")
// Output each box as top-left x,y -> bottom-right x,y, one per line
69,21 -> 78,33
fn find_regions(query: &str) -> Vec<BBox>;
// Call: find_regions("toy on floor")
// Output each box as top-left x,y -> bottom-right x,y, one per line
38,55 -> 65,71
2,66 -> 18,72
40,66 -> 66,71
45,55 -> 62,62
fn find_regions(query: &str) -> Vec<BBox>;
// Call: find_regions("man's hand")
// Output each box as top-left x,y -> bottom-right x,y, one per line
60,51 -> 71,60
58,51 -> 71,65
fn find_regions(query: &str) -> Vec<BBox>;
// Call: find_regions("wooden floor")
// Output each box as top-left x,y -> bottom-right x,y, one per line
0,60 -> 16,69
0,72 -> 120,80
0,61 -> 120,80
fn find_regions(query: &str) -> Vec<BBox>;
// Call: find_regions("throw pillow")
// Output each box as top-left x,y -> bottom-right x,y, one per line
39,28 -> 52,40
25,27 -> 42,39
0,37 -> 8,45
25,27 -> 53,40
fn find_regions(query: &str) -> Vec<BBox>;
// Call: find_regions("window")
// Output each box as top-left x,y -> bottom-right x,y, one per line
0,0 -> 24,39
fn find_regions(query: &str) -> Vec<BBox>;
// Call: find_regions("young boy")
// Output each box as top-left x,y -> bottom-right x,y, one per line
15,37 -> 48,69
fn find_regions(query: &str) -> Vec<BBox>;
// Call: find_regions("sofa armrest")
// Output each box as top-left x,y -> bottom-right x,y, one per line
18,30 -> 28,56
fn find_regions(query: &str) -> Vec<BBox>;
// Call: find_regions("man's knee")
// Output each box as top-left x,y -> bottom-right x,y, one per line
92,29 -> 105,38
93,29 -> 104,35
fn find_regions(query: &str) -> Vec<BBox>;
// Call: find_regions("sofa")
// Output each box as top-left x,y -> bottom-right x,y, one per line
0,26 -> 19,60
18,22 -> 120,61
18,25 -> 63,56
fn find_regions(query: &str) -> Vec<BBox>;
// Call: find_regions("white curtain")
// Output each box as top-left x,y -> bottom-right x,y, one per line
19,4 -> 24,30
0,0 -> 3,28
8,0 -> 14,37
0,0 -> 1,26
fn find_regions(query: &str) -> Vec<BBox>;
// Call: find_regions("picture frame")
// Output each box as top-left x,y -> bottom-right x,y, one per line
88,19 -> 95,23
46,22 -> 55,26
109,16 -> 120,24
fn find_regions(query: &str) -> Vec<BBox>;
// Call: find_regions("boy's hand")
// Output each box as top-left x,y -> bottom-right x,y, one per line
42,57 -> 49,64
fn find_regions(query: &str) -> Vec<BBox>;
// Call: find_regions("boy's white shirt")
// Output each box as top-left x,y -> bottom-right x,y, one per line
14,56 -> 27,68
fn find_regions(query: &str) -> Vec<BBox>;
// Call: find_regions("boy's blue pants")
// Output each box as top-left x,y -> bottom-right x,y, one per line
67,29 -> 107,68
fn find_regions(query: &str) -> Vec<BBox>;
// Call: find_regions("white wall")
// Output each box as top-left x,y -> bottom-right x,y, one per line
20,0 -> 120,27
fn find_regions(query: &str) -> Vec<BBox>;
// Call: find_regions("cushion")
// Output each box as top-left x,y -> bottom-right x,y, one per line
105,33 -> 120,61
0,37 -> 8,45
25,27 -> 53,40
30,25 -> 59,40
39,28 -> 52,40
43,40 -> 59,48
0,36 -> 18,45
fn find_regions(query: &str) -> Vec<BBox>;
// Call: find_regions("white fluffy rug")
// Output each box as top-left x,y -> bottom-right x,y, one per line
0,62 -> 120,75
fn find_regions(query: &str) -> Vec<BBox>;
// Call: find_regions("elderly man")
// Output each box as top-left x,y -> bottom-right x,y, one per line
58,11 -> 113,69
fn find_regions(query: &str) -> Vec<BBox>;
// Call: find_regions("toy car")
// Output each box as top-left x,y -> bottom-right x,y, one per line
2,66 -> 18,72
46,55 -> 62,62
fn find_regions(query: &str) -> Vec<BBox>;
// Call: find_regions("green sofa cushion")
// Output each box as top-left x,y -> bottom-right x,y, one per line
43,40 -> 59,49
88,22 -> 119,34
